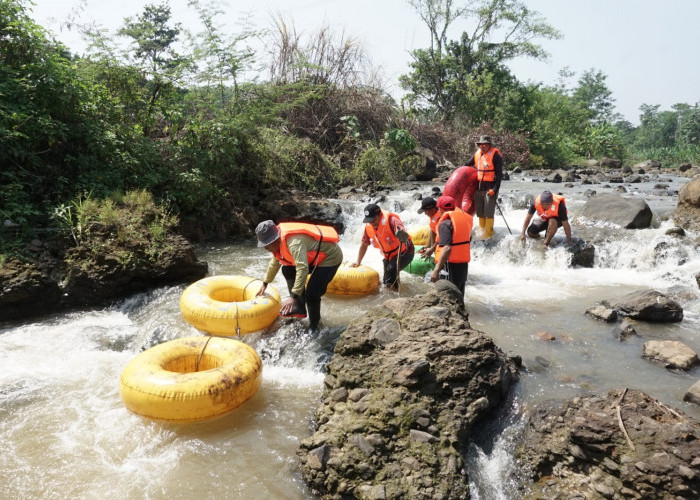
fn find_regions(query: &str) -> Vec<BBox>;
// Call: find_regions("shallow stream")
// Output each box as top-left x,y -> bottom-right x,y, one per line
1,174 -> 699,499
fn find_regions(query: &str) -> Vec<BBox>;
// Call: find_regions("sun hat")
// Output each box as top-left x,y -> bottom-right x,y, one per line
476,135 -> 492,145
255,220 -> 280,247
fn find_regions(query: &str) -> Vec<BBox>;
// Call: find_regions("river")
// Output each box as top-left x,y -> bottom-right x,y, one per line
1,173 -> 699,499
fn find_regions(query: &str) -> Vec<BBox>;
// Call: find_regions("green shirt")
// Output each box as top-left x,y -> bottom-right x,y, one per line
263,234 -> 343,297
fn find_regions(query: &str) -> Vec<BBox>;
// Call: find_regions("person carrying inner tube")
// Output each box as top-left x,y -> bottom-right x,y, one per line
350,203 -> 414,291
255,220 -> 342,331
520,190 -> 573,249
416,196 -> 443,261
442,165 -> 478,216
465,135 -> 503,240
429,195 -> 473,296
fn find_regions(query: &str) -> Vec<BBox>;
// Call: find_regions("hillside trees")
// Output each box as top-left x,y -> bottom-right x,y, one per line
400,0 -> 560,122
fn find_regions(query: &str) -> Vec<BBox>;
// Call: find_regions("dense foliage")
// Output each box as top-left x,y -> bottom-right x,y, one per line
1,0 -> 698,258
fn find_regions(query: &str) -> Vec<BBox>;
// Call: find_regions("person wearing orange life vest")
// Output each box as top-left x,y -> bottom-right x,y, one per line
520,190 -> 574,249
416,196 -> 443,261
350,204 -> 414,291
255,220 -> 342,331
465,135 -> 503,240
429,195 -> 473,296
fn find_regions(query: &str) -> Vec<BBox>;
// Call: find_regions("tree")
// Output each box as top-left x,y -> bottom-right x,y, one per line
117,2 -> 190,135
400,0 -> 560,121
572,69 -> 619,124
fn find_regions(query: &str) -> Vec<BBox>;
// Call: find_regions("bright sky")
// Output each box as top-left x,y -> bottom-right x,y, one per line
28,0 -> 700,125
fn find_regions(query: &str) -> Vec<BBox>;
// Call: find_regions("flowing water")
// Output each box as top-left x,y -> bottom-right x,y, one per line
2,174 -> 699,499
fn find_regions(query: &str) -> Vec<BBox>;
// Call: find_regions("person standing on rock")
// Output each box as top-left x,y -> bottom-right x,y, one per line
416,196 -> 443,261
429,195 -> 473,295
255,220 -> 342,331
520,190 -> 573,249
465,135 -> 503,240
350,204 -> 414,291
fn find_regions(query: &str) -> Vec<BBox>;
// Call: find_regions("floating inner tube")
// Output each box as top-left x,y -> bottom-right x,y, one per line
180,275 -> 281,335
405,246 -> 435,276
119,336 -> 262,423
325,263 -> 380,296
409,225 -> 431,246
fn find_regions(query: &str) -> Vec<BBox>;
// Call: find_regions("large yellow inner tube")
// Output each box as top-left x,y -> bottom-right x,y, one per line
409,225 -> 431,246
326,263 -> 379,296
119,336 -> 262,423
180,275 -> 281,335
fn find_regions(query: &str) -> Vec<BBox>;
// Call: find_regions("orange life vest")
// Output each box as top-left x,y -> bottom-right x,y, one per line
366,211 -> 410,260
474,147 -> 501,182
275,222 -> 339,267
534,194 -> 565,221
435,208 -> 472,263
429,209 -> 444,234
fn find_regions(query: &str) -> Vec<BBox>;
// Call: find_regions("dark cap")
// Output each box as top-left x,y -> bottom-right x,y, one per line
255,220 -> 280,247
476,135 -> 492,145
362,204 -> 382,223
417,196 -> 437,214
540,190 -> 554,204
437,195 -> 456,211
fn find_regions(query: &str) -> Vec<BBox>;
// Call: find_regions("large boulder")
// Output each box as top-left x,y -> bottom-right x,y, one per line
673,176 -> 700,233
581,193 -> 653,229
601,289 -> 683,322
297,281 -> 519,499
517,389 -> 700,499
0,233 -> 207,324
258,189 -> 345,234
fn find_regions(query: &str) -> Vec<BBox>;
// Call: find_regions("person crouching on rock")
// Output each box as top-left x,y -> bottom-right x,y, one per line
520,190 -> 574,249
350,203 -> 414,291
255,220 -> 342,331
429,195 -> 473,296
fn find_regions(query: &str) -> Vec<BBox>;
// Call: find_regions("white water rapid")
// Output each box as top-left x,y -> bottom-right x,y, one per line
1,174 -> 699,499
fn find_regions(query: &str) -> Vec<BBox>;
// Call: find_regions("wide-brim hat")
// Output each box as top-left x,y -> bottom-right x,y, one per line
255,220 -> 280,247
476,135 -> 492,145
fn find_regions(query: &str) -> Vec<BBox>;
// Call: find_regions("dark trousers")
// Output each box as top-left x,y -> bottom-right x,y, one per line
382,246 -> 415,289
281,264 -> 340,329
438,261 -> 469,296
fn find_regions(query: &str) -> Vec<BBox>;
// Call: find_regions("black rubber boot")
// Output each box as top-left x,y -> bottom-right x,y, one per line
307,300 -> 321,331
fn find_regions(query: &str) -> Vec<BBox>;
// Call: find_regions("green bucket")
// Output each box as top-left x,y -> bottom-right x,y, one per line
405,246 -> 435,275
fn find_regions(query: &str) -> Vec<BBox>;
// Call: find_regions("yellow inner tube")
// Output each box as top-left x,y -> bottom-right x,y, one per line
180,275 -> 281,335
409,225 -> 431,246
326,263 -> 379,296
119,336 -> 262,423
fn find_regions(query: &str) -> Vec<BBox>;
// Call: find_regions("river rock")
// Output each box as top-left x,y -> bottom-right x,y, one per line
568,238 -> 595,268
297,280 -> 519,499
1,233 -> 207,324
673,177 -> 700,233
581,193 -> 653,229
517,389 -> 700,499
601,289 -> 683,322
684,380 -> 700,405
643,340 -> 699,370
258,189 -> 345,234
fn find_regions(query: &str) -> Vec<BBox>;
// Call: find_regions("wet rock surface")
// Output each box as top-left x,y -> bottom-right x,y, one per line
0,233 -> 207,324
518,389 -> 700,499
297,280 -> 520,499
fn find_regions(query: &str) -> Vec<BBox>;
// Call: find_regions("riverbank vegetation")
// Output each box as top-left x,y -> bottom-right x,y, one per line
2,0 -> 699,257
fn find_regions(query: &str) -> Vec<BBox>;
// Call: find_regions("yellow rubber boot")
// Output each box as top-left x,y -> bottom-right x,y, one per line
478,217 -> 486,229
483,218 -> 494,240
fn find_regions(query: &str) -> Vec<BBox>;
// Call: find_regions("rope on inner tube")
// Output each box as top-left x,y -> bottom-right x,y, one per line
195,336 -> 213,372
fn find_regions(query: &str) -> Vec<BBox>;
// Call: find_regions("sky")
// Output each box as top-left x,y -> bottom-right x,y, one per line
27,0 -> 700,124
